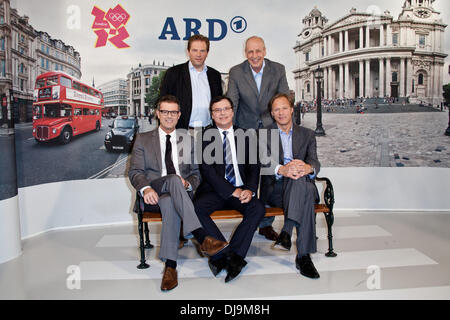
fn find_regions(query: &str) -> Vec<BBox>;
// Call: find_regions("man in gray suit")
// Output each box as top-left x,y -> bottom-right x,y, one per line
226,35 -> 290,240
259,93 -> 321,279
129,95 -> 228,291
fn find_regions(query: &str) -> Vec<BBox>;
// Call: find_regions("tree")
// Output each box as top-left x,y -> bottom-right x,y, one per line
145,71 -> 166,115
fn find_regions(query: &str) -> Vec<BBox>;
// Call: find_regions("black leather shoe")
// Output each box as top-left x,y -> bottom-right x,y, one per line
258,226 -> 279,241
295,254 -> 320,279
208,255 -> 228,277
225,253 -> 247,283
272,231 -> 291,251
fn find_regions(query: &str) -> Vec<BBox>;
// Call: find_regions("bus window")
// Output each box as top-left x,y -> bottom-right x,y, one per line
60,76 -> 72,88
74,108 -> 82,116
94,110 -> 99,115
43,104 -> 71,118
47,76 -> 58,86
36,79 -> 46,88
82,86 -> 89,93
83,108 -> 89,115
88,88 -> 95,96
33,105 -> 42,119
61,105 -> 72,117
89,109 -> 95,115
73,82 -> 81,91
93,91 -> 100,98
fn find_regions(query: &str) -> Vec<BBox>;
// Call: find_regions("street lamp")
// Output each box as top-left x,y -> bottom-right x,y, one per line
314,65 -> 325,136
445,106 -> 450,136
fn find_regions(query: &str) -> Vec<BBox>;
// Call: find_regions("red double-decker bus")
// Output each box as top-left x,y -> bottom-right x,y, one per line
32,71 -> 104,144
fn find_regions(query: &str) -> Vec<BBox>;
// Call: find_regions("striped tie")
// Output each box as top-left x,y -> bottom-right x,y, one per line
222,131 -> 236,186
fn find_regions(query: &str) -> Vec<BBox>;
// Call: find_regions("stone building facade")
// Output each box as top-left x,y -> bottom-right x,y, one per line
97,78 -> 128,116
127,61 -> 169,117
294,0 -> 447,106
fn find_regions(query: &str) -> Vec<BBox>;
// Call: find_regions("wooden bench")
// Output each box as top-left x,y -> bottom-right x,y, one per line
135,177 -> 337,269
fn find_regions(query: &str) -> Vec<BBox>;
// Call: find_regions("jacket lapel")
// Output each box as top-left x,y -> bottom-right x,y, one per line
150,129 -> 162,173
258,59 -> 270,102
242,61 -> 259,98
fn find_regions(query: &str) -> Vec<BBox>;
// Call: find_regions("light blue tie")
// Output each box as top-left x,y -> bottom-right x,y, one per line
223,131 -> 236,186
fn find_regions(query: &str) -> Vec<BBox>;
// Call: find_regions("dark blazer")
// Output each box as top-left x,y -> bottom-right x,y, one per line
196,126 -> 260,200
128,128 -> 201,193
159,61 -> 223,129
226,58 -> 290,129
259,122 -> 320,206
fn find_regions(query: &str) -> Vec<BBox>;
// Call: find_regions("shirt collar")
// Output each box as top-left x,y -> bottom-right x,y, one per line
217,125 -> 234,136
188,60 -> 207,73
250,60 -> 265,77
159,127 -> 176,139
277,125 -> 292,136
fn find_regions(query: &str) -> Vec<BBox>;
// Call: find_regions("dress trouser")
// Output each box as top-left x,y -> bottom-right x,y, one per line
194,192 -> 265,259
145,174 -> 202,262
268,177 -> 318,256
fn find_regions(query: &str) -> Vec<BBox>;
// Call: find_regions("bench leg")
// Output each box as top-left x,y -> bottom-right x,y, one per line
323,211 -> 337,257
144,222 -> 154,249
137,214 -> 150,269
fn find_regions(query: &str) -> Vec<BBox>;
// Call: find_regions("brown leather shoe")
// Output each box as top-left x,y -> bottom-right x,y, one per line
161,267 -> 178,291
200,236 -> 228,256
258,226 -> 279,241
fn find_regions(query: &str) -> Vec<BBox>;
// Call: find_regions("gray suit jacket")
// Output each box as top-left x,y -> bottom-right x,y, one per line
128,128 -> 201,193
226,58 -> 290,129
259,123 -> 320,210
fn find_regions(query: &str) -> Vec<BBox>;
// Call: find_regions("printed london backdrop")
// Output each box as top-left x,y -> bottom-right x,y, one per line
6,0 -> 450,194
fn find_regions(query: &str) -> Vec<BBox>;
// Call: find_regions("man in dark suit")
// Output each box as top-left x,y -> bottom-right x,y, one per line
259,93 -> 321,279
129,95 -> 228,291
226,35 -> 290,241
194,96 -> 265,283
159,34 -> 223,129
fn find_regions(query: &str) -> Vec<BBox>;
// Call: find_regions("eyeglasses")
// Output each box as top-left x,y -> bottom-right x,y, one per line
159,110 -> 180,116
211,106 -> 233,114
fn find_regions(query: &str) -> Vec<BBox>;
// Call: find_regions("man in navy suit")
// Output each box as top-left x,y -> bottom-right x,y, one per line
194,96 -> 265,283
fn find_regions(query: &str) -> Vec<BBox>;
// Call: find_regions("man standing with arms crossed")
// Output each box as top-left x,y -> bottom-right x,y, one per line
160,34 -> 223,129
227,36 -> 290,241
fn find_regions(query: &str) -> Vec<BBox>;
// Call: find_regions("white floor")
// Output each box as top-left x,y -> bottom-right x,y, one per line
1,211 -> 450,300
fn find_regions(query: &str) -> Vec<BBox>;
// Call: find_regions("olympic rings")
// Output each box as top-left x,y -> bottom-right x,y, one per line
108,13 -> 127,22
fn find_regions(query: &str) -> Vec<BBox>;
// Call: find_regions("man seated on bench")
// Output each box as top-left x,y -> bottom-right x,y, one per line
259,93 -> 321,279
194,96 -> 265,283
128,95 -> 228,291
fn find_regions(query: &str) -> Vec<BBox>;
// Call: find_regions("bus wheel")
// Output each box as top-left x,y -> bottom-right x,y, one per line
60,127 -> 72,144
95,121 -> 100,131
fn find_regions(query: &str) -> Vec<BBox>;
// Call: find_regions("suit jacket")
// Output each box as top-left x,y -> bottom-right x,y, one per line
128,128 -> 201,193
196,126 -> 260,200
159,61 -> 223,129
226,58 -> 290,130
259,122 -> 320,207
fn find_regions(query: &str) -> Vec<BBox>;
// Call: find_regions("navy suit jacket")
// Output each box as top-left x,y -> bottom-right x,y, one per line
196,126 -> 260,200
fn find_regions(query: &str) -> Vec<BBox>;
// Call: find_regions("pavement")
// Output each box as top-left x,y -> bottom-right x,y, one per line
301,110 -> 450,167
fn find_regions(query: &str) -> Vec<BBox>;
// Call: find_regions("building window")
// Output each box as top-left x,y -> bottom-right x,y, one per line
418,73 -> 424,85
0,37 -> 4,51
305,52 -> 310,62
419,35 -> 426,46
392,72 -> 398,82
0,59 -> 5,77
306,83 -> 310,93
392,34 -> 398,46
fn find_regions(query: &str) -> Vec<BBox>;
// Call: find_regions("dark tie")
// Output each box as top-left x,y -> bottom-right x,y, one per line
165,134 -> 176,175
222,131 -> 236,186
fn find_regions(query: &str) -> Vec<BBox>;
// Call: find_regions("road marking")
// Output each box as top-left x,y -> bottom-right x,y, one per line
78,248 -> 437,281
88,153 -> 128,179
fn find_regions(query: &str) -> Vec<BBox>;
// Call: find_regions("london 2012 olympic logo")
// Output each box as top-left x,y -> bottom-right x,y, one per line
91,4 -> 130,49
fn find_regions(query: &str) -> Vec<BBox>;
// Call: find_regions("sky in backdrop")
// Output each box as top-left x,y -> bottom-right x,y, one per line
12,0 -> 450,90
